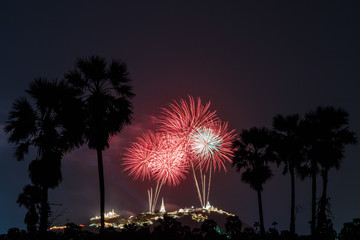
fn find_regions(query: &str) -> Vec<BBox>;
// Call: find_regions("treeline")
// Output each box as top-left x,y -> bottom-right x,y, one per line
2,215 -> 360,240
232,107 -> 357,239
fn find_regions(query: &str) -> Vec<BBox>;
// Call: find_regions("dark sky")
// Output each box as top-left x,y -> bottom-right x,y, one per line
1,0 -> 360,235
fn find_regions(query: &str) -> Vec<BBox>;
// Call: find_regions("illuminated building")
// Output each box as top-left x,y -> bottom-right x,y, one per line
87,205 -> 239,231
159,197 -> 166,213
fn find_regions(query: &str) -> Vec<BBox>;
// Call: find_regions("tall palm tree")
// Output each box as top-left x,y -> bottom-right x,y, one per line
303,106 -> 357,235
298,116 -> 321,235
5,79 -> 84,233
232,127 -> 273,236
65,56 -> 134,231
272,114 -> 303,235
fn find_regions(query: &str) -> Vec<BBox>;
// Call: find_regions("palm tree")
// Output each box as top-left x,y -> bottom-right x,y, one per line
272,114 -> 303,235
17,185 -> 42,234
65,56 -> 134,231
5,79 -> 84,233
298,114 -> 323,235
232,127 -> 273,236
303,106 -> 357,235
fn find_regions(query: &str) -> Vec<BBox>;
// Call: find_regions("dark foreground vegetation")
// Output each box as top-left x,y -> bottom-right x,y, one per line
2,216 -> 360,240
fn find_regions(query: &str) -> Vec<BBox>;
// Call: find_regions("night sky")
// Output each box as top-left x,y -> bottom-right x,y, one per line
1,1 -> 360,235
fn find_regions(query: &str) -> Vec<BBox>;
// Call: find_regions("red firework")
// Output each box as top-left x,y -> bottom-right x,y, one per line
123,130 -> 157,181
189,121 -> 236,171
151,133 -> 188,185
159,96 -> 235,171
123,131 -> 188,186
159,96 -> 218,137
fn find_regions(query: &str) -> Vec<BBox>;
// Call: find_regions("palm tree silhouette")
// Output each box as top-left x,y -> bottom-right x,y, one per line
65,56 -> 134,232
5,79 -> 84,233
17,184 -> 42,234
303,106 -> 357,235
232,127 -> 273,236
272,114 -> 303,235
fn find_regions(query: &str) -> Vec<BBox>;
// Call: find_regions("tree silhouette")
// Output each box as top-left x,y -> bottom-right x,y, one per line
225,215 -> 243,239
5,79 -> 84,233
271,114 -> 303,235
65,56 -> 134,232
303,106 -> 357,236
232,127 -> 274,236
201,219 -> 219,240
153,214 -> 185,240
339,218 -> 360,240
17,185 -> 42,234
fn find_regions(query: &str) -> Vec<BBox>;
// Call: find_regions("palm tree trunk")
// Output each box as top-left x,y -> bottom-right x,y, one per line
257,189 -> 265,236
39,187 -> 48,234
321,169 -> 328,208
97,148 -> 105,232
290,166 -> 295,235
311,166 -> 316,236
317,168 -> 329,231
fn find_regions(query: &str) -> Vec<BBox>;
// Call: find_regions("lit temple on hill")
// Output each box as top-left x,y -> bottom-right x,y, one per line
159,198 -> 166,213
87,200 -> 235,229
90,209 -> 119,221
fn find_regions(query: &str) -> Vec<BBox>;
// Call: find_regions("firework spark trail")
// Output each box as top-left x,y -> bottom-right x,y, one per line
147,188 -> 152,212
152,180 -> 164,212
191,161 -> 203,207
190,122 -> 236,205
206,163 -> 212,205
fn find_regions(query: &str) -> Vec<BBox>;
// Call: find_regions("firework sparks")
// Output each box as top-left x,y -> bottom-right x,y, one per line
124,96 -> 236,210
124,131 -> 188,185
159,96 -> 218,137
123,130 -> 157,181
151,133 -> 188,185
158,96 -> 236,207
190,122 -> 236,172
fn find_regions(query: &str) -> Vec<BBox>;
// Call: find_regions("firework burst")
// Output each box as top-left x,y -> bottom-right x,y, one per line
158,96 -> 236,208
123,131 -> 188,185
190,122 -> 236,172
124,130 -> 189,212
123,130 -> 157,181
159,96 -> 218,137
124,96 -> 236,210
